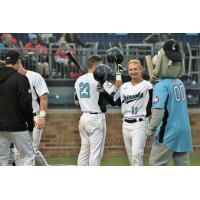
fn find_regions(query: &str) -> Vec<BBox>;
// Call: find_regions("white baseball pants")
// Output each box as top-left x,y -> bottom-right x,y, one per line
15,127 -> 48,166
122,120 -> 148,166
77,113 -> 106,166
0,131 -> 35,166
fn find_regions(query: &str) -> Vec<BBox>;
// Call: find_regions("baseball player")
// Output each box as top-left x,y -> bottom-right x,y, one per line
146,39 -> 192,166
14,65 -> 49,166
74,55 -> 121,166
0,49 -> 35,166
114,59 -> 153,166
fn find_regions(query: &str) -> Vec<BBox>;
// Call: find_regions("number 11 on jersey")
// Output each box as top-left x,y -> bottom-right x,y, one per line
132,106 -> 138,115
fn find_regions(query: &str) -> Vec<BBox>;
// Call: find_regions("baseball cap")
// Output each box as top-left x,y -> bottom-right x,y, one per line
163,39 -> 182,61
29,34 -> 38,41
5,49 -> 21,65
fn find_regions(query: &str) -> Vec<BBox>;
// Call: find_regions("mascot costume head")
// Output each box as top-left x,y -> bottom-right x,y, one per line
153,39 -> 184,79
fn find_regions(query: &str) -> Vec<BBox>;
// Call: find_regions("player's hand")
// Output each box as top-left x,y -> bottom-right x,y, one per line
146,128 -> 155,137
150,75 -> 159,85
116,70 -> 122,81
34,116 -> 46,129
115,80 -> 122,89
96,83 -> 104,92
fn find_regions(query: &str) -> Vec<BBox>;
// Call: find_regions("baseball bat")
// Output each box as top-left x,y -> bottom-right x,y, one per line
66,51 -> 81,68
145,55 -> 154,79
0,60 -> 6,66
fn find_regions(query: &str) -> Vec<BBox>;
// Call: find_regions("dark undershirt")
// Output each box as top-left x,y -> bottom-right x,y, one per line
98,91 -> 116,113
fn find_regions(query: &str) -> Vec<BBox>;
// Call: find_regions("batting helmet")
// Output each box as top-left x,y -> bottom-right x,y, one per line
93,64 -> 113,85
107,47 -> 124,64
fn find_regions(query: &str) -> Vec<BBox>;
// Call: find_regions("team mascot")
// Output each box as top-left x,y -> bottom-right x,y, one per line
146,39 -> 192,166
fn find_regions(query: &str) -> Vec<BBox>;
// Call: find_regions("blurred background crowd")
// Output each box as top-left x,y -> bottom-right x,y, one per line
1,33 -> 200,107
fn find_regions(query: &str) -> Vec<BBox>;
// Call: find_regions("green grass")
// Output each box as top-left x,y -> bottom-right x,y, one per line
47,155 -> 200,166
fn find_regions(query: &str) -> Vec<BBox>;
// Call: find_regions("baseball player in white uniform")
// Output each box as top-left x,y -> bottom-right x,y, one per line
114,59 -> 153,166
74,55 -> 121,166
14,65 -> 49,166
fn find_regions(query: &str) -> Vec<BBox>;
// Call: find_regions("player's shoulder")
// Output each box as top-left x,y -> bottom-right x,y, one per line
13,72 -> 30,88
142,79 -> 153,89
26,70 -> 44,80
15,72 -> 29,82
76,73 -> 86,82
121,82 -> 131,89
75,73 -> 88,86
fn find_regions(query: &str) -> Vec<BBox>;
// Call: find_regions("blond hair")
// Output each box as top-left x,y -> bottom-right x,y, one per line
128,59 -> 143,70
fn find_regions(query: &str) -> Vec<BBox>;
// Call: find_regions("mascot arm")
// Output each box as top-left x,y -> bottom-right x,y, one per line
149,109 -> 164,130
146,108 -> 164,136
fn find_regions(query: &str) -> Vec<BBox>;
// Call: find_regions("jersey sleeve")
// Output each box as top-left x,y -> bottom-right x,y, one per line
34,74 -> 49,97
113,87 -> 121,106
103,81 -> 116,95
74,79 -> 79,97
147,81 -> 153,90
74,89 -> 78,101
152,83 -> 168,109
113,87 -> 121,102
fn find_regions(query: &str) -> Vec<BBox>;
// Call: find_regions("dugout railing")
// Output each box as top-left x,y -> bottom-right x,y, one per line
0,45 -> 200,107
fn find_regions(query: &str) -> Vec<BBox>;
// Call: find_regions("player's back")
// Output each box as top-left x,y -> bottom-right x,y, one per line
75,73 -> 101,113
26,70 -> 49,113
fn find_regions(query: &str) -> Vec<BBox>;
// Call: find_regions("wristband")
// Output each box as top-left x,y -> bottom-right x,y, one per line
116,72 -> 122,81
40,111 -> 46,118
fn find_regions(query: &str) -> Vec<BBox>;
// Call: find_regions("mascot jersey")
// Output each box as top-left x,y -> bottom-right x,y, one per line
152,78 -> 192,152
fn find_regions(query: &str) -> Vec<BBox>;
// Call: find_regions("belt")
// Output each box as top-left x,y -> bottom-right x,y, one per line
124,118 -> 144,123
82,112 -> 100,114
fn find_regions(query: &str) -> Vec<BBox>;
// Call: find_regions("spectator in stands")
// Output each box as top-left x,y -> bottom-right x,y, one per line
39,33 -> 55,47
54,41 -> 82,79
143,33 -> 169,52
0,34 -> 16,57
54,41 -> 71,78
29,33 -> 56,47
1,33 -> 17,46
59,33 -> 91,48
24,34 -> 50,78
55,41 -> 69,66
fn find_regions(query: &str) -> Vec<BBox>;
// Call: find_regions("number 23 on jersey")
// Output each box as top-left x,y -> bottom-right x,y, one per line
79,82 -> 90,98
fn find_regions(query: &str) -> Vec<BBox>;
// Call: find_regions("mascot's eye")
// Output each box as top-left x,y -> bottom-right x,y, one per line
172,44 -> 176,51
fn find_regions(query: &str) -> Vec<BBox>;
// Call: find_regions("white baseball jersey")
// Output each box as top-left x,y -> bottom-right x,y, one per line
114,80 -> 153,119
26,71 -> 49,113
74,73 -> 115,113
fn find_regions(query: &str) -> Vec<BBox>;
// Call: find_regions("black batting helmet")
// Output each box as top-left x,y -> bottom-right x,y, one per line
107,47 -> 124,64
93,64 -> 113,85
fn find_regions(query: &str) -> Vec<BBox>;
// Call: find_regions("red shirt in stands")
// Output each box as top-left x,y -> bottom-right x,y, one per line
55,49 -> 76,59
24,42 -> 47,55
55,49 -> 67,59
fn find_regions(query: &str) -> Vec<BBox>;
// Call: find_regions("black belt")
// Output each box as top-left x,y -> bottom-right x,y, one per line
125,118 -> 143,123
89,113 -> 98,114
